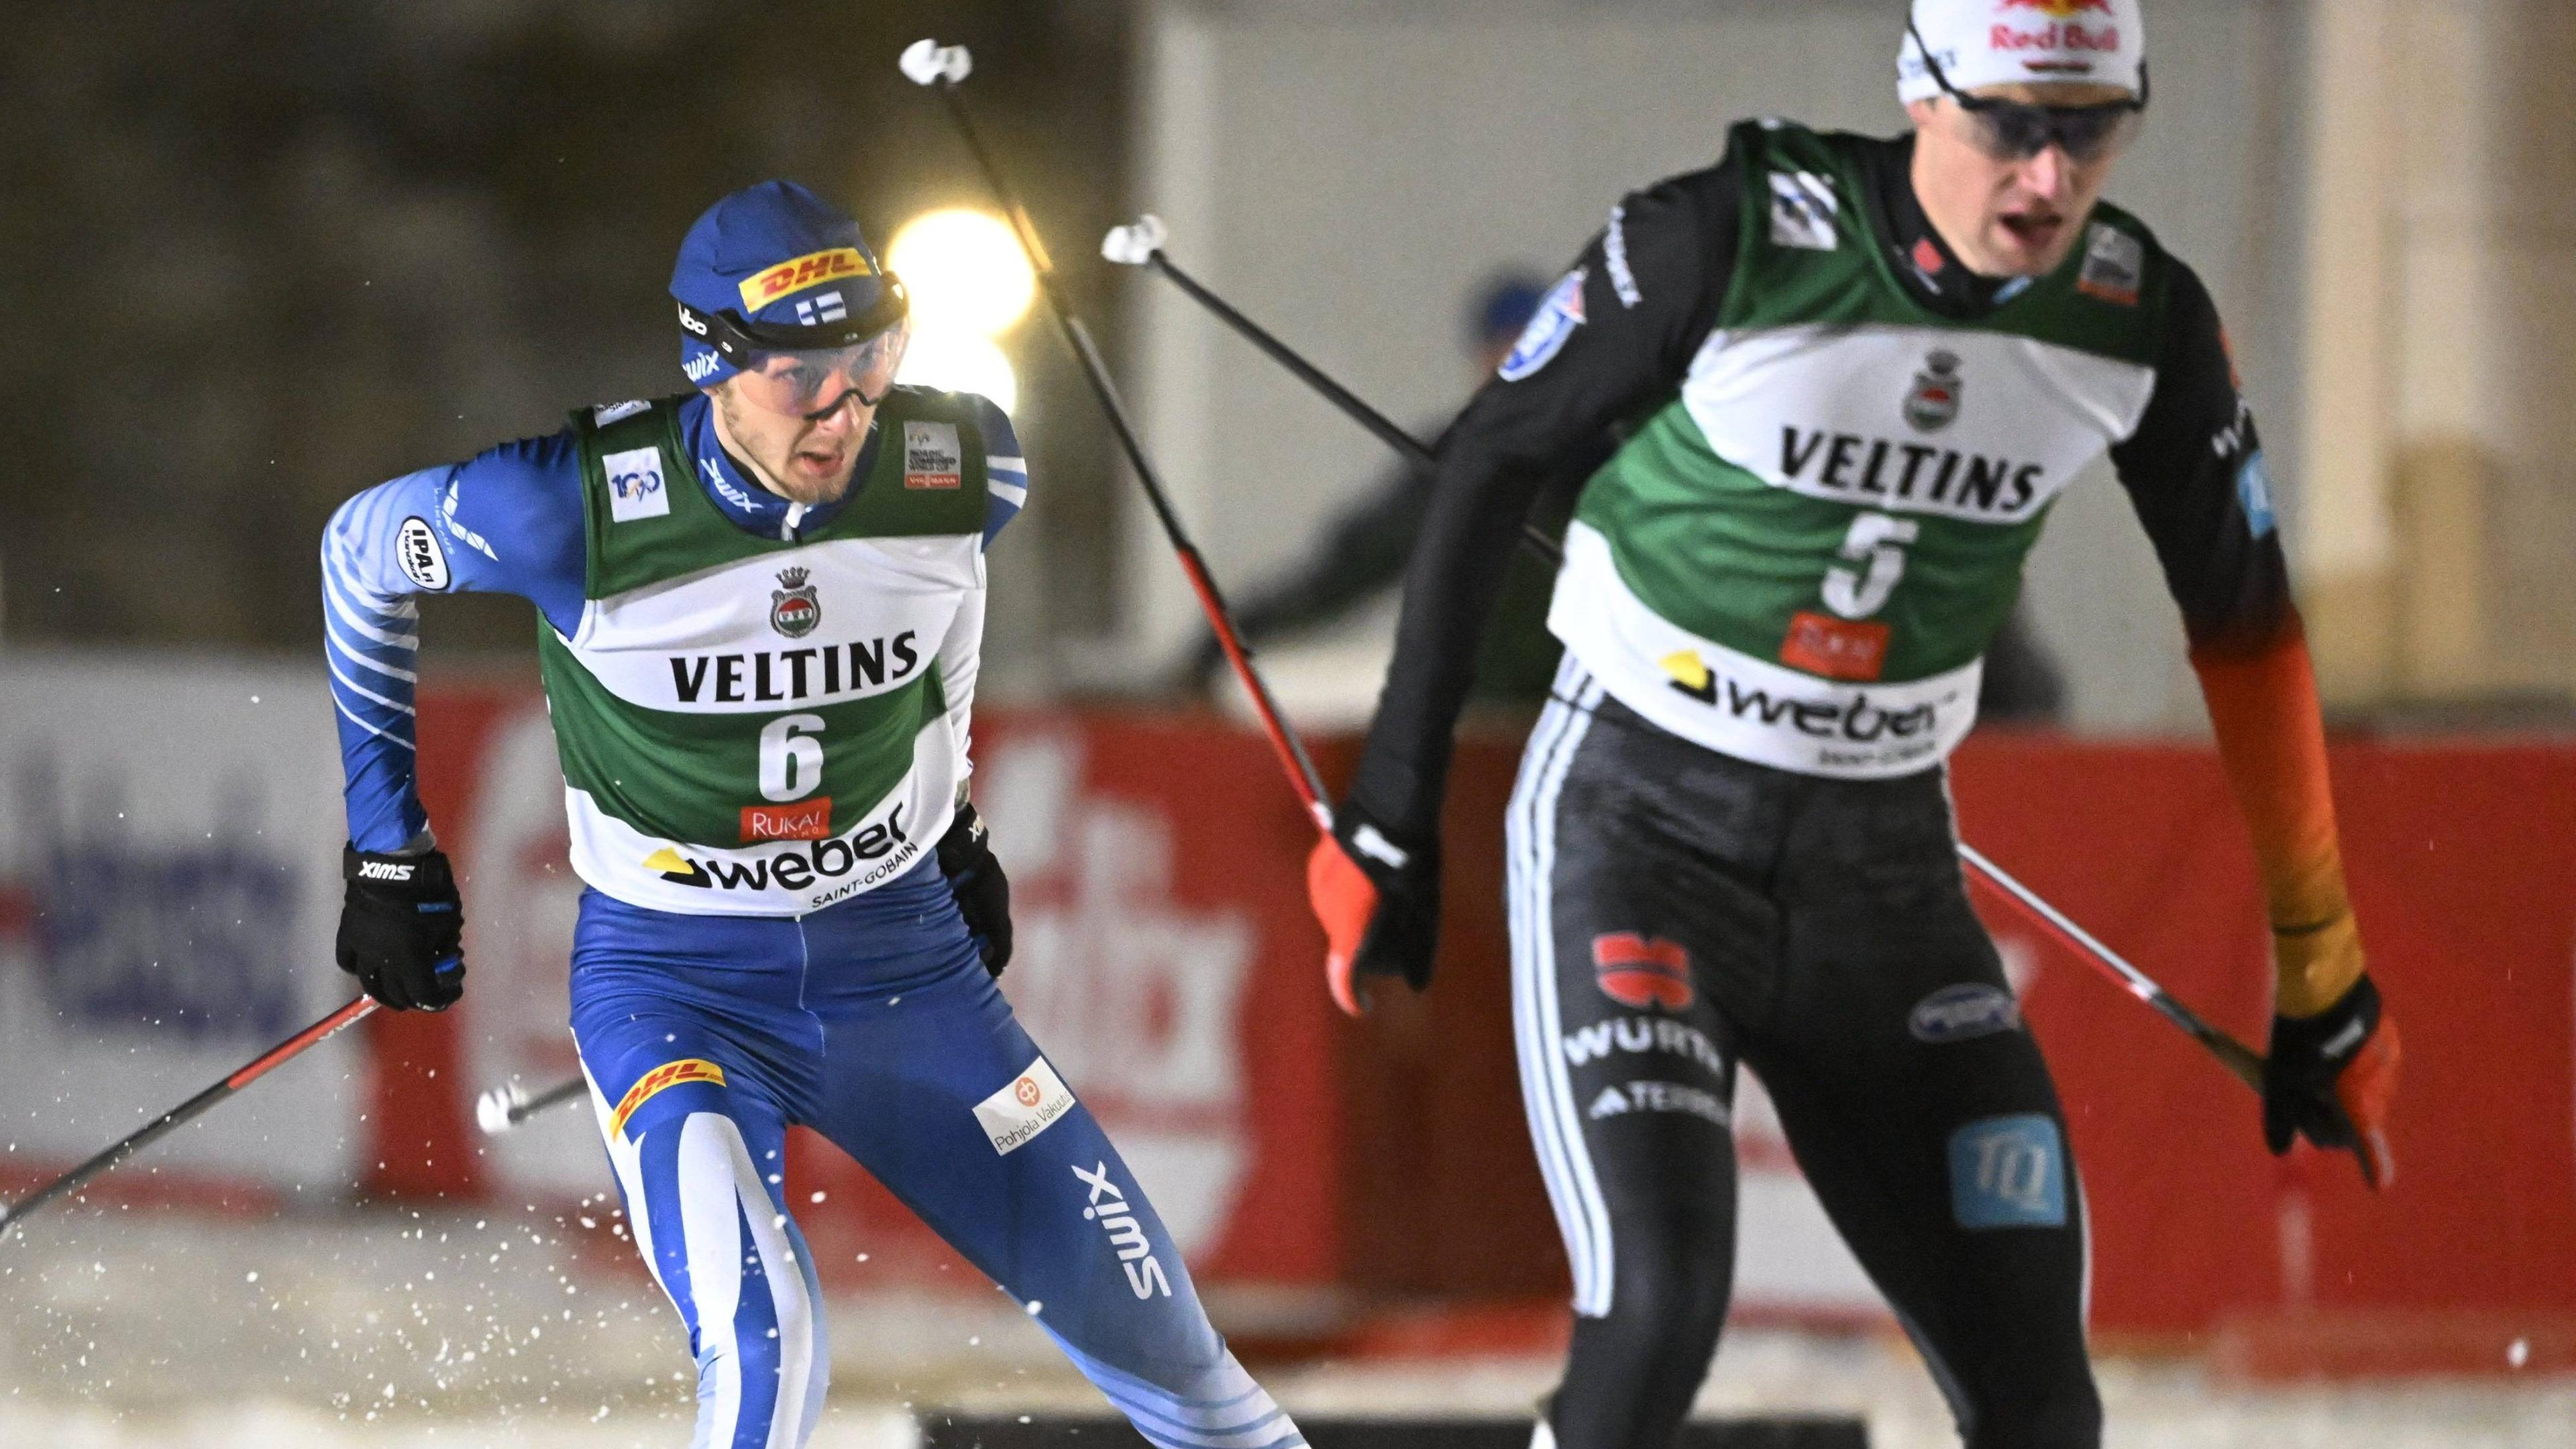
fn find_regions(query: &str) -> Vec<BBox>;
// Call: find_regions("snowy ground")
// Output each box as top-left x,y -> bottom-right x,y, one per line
3,1208 -> 2569,1448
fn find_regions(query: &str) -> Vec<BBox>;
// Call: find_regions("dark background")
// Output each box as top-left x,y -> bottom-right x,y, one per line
0,0 -> 1131,655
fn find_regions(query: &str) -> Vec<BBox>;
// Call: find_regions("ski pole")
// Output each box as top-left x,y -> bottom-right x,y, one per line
1959,845 -> 2264,1090
475,1076 -> 587,1136
900,40 -> 1333,835
0,995 -> 380,1236
1091,215 -> 2268,1090
1101,215 -> 1570,568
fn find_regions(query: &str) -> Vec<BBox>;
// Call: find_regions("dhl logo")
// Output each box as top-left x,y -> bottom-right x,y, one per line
737,248 -> 871,312
610,1058 -> 727,1137
1997,0 -> 2112,15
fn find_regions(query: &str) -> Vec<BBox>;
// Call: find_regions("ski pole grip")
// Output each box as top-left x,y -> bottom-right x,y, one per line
900,40 -> 973,87
1102,215 -> 1169,266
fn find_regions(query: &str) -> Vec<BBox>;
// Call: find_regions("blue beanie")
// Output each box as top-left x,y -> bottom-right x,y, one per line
671,180 -> 892,388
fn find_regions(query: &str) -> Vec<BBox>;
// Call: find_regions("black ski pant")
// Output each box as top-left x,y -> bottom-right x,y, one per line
1509,667 -> 2100,1449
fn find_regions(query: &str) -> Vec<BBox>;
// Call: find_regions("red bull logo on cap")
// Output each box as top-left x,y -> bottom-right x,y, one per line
737,247 -> 871,313
1997,0 -> 2112,15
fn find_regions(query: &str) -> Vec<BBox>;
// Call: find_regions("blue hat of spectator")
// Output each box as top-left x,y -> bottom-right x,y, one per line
1471,273 -> 1548,352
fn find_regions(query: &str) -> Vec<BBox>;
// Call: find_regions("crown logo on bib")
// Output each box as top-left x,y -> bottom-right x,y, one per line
1904,350 -> 1962,433
770,567 -> 820,639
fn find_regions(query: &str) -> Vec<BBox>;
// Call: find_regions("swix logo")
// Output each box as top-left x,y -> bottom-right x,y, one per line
1073,1160 -> 1172,1300
355,859 -> 416,883
737,248 -> 869,313
2210,394 -> 2256,462
700,457 -> 755,510
1592,933 -> 1694,1010
610,1058 -> 726,1138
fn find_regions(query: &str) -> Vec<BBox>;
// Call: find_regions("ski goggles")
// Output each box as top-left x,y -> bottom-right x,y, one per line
1908,23 -> 2148,164
678,275 -> 911,417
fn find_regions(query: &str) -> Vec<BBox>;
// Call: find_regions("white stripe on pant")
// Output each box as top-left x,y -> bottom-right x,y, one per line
1508,659 -> 1615,1318
587,1073 -> 828,1449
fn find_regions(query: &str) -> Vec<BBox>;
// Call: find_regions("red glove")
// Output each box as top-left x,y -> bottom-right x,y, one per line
1308,835 -> 1379,1016
1304,803 -> 1441,1016
2263,973 -> 2401,1189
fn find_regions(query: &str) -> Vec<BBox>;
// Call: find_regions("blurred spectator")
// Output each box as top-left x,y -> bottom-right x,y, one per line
1185,274 -> 1580,706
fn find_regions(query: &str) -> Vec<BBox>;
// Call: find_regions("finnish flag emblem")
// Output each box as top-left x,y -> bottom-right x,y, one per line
794,290 -> 849,327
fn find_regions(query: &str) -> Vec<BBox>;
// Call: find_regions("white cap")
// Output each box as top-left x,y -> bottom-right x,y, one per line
1898,0 -> 2147,103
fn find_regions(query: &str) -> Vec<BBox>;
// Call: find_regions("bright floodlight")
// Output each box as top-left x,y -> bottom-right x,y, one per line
888,208 -> 1036,337
896,330 -> 1018,415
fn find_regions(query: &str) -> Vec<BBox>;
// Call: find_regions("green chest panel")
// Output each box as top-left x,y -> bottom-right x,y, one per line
568,389 -> 990,599
531,390 -> 991,911
1568,119 -> 2168,686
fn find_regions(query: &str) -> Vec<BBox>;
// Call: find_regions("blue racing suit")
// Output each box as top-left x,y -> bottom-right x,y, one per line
322,392 -> 1301,1449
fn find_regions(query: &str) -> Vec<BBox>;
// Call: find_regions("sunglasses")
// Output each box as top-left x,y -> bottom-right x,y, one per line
1908,21 -> 2148,164
678,276 -> 912,417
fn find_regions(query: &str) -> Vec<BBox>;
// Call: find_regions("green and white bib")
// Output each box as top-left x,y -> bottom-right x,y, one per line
1553,119 -> 2168,777
543,390 -> 989,914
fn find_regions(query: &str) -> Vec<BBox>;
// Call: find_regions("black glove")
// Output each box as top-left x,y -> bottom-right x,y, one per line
1320,798 -> 1442,996
2263,972 -> 2401,1188
336,844 -> 466,1012
938,803 -> 1013,977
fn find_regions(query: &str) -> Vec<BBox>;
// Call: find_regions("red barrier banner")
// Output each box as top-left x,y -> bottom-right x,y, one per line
1949,735 -> 2576,1334
374,687 -> 2576,1334
15,659 -> 2557,1338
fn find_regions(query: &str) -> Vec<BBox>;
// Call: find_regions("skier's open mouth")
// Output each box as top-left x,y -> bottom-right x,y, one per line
1998,211 -> 2064,254
794,447 -> 847,478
